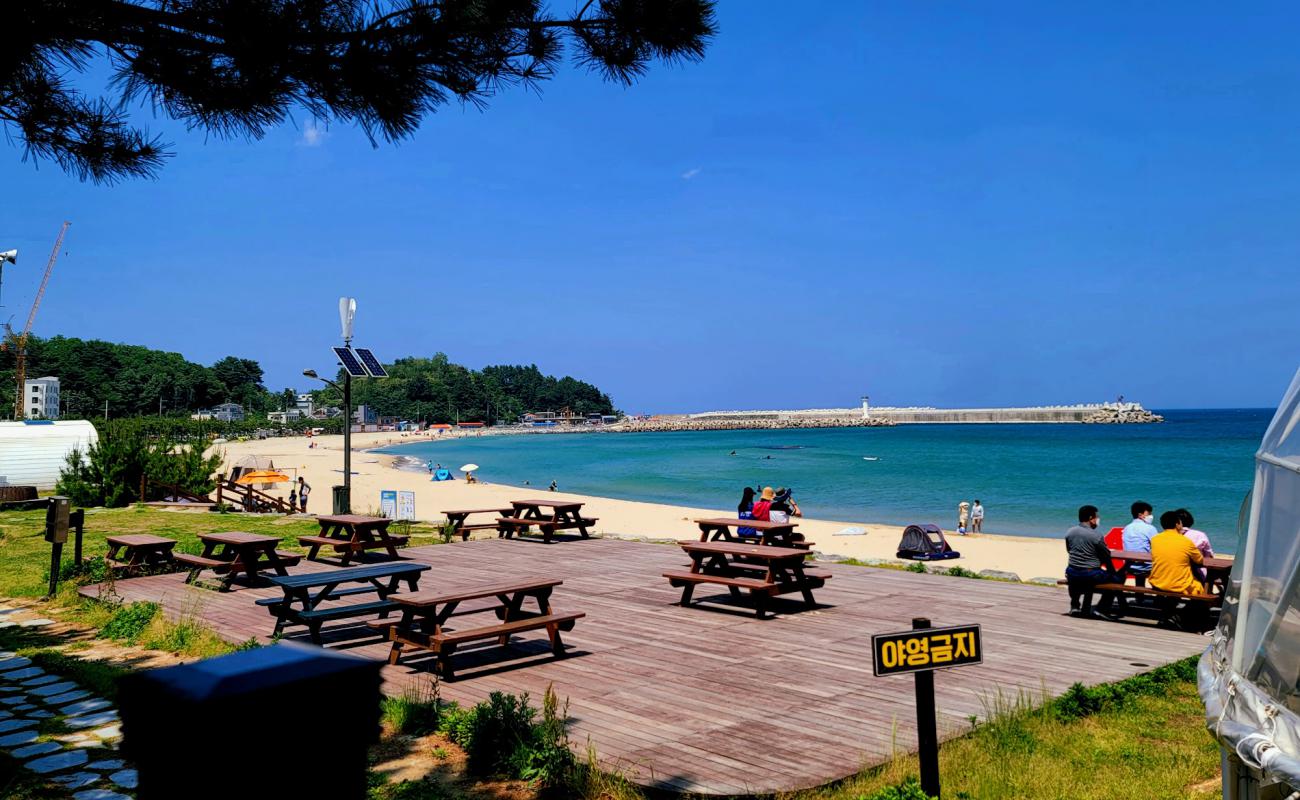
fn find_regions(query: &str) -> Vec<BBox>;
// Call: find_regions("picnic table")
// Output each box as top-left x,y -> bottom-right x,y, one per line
257,562 -> 431,643
105,534 -> 177,577
299,514 -> 408,564
496,499 -> 598,544
664,540 -> 830,619
694,518 -> 809,548
175,532 -> 301,590
375,577 -> 584,679
442,507 -> 515,541
1111,549 -> 1235,593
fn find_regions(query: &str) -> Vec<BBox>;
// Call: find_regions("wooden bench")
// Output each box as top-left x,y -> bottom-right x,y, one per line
303,515 -> 407,564
1058,578 -> 1220,629
176,550 -> 301,573
105,534 -> 178,577
443,508 -> 516,541
262,562 -> 430,642
667,541 -> 829,619
380,578 -> 583,679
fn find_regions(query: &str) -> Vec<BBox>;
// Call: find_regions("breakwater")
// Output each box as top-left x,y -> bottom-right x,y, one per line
679,402 -> 1162,427
612,416 -> 896,433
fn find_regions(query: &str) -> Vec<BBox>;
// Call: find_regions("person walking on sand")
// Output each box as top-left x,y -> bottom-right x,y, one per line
971,500 -> 984,533
297,477 -> 311,513
957,501 -> 970,535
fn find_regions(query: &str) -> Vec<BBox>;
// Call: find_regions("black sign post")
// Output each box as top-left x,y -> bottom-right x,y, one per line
871,619 -> 983,800
912,618 -> 940,797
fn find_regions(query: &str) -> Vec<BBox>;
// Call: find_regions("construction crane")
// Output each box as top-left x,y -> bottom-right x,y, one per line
2,222 -> 69,419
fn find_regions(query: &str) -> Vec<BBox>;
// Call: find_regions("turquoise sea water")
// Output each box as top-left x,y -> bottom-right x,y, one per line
376,409 -> 1272,554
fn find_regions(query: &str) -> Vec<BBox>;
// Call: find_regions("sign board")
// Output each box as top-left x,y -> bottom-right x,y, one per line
379,490 -> 397,519
871,623 -> 982,677
396,490 -> 416,521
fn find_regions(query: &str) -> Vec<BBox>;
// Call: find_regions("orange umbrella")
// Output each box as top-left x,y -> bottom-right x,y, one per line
234,470 -> 290,485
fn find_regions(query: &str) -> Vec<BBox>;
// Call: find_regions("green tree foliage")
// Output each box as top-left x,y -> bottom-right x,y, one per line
4,0 -> 716,182
334,354 -> 615,424
56,419 -> 223,507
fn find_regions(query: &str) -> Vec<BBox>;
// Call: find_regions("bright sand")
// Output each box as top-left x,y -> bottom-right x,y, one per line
216,431 -> 1072,581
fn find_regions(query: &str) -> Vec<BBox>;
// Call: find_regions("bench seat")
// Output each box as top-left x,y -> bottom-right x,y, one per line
663,570 -> 781,593
298,534 -> 409,551
298,600 -> 398,622
1055,579 -> 1220,603
385,612 -> 586,677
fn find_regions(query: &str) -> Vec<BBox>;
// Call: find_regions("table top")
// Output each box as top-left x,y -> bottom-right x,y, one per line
107,534 -> 177,547
392,577 -> 564,607
200,531 -> 280,546
512,499 -> 584,509
268,562 -> 429,589
695,518 -> 798,530
680,540 -> 810,560
1111,549 -> 1234,570
443,507 -> 515,516
316,514 -> 391,526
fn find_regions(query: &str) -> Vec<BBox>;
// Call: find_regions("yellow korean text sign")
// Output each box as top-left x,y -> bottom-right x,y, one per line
871,624 -> 982,676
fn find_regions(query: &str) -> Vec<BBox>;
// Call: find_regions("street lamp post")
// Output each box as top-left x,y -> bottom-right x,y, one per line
303,368 -> 352,513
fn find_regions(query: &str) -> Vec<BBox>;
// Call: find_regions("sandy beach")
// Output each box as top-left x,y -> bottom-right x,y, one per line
215,430 -> 1073,582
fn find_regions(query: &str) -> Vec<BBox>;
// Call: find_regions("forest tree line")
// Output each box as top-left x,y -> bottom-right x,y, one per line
1,336 -> 616,424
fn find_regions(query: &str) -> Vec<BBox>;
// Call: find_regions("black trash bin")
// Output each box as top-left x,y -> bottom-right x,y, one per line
119,641 -> 381,799
332,484 -> 350,514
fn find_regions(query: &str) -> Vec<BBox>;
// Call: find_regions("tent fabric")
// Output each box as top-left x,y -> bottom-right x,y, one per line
1200,367 -> 1300,791
896,524 -> 961,561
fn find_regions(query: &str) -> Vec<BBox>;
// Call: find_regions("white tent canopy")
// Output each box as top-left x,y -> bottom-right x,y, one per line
1202,367 -> 1300,794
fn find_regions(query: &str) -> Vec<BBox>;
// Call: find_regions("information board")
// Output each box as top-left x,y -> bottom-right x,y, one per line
871,623 -> 982,676
379,490 -> 397,519
396,490 -> 416,521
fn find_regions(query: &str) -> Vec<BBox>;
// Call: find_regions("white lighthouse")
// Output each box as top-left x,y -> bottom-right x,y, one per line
861,395 -> 870,420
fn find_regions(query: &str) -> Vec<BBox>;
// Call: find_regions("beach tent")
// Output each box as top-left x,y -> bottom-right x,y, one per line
230,455 -> 277,489
896,524 -> 961,561
432,468 -> 452,481
1201,367 -> 1300,797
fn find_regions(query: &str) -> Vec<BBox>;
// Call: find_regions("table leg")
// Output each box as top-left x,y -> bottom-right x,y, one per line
377,525 -> 402,560
387,607 -> 418,665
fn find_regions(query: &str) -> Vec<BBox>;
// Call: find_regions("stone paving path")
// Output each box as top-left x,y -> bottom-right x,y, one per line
0,606 -> 136,800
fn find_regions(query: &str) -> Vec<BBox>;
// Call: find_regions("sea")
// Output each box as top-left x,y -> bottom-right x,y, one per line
375,409 -> 1273,555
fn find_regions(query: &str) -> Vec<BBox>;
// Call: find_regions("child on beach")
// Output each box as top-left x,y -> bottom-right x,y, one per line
971,500 -> 984,533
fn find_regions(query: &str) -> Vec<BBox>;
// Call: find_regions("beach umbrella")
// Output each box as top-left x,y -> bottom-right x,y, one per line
459,463 -> 479,473
235,470 -> 290,485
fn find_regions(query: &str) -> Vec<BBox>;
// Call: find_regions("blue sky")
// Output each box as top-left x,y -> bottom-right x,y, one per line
4,1 -> 1299,413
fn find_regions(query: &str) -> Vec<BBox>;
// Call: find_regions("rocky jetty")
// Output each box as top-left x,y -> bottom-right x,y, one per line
1082,405 -> 1163,424
612,417 -> 895,433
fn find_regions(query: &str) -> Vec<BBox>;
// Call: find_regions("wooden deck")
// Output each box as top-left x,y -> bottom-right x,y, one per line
83,538 -> 1206,795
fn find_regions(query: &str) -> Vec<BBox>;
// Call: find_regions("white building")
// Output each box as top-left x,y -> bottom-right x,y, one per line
24,377 -> 59,420
212,402 -> 244,422
267,409 -> 304,424
295,393 -> 314,417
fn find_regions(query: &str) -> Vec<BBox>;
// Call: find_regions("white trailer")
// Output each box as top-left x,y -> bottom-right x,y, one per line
0,420 -> 98,491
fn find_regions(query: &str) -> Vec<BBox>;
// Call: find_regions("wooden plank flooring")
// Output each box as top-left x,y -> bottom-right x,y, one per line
84,537 -> 1206,795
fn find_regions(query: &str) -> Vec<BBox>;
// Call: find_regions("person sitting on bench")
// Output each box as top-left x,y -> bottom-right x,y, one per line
1064,504 -> 1121,620
1121,501 -> 1158,586
1150,510 -> 1209,629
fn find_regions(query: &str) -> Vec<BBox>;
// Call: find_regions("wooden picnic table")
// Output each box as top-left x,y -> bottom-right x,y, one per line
442,507 -> 515,541
694,517 -> 808,548
664,540 -> 830,619
258,562 -> 431,643
175,532 -> 301,590
497,499 -> 598,544
105,534 -> 177,577
376,577 -> 584,679
299,514 -> 408,564
1110,549 -> 1234,593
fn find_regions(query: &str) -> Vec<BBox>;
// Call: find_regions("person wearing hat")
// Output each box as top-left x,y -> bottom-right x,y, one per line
957,500 -> 970,535
769,488 -> 802,524
751,487 -> 775,522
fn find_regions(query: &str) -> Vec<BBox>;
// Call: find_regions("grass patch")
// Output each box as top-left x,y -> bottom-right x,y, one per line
789,657 -> 1219,800
382,679 -> 442,736
17,649 -> 130,701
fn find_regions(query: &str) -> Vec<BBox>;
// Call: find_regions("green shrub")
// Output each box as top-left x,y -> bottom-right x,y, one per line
100,601 -> 160,642
944,566 -> 981,579
56,420 -> 223,508
382,682 -> 441,735
856,777 -> 935,800
517,685 -> 576,788
58,556 -> 108,585
905,561 -> 928,573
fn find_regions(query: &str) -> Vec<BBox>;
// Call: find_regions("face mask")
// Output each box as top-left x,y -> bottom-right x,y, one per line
1142,514 -> 1153,523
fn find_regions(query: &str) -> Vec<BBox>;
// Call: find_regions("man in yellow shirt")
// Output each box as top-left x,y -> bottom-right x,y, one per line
1149,510 -> 1205,595
1149,510 -> 1208,629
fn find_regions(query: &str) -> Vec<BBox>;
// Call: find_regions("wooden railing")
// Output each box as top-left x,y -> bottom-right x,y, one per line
140,477 -> 215,506
215,478 -> 297,514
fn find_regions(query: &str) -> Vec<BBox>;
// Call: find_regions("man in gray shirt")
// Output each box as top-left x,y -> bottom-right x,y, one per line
1064,504 -> 1121,620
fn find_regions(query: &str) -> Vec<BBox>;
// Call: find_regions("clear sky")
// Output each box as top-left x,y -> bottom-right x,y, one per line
4,2 -> 1299,413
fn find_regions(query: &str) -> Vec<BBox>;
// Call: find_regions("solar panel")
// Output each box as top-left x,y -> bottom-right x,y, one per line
354,347 -> 388,378
332,346 -> 368,378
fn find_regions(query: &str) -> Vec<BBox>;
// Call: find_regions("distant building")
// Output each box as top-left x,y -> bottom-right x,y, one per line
24,377 -> 59,420
267,409 -> 303,424
212,402 -> 244,422
295,393 -> 314,417
353,405 -> 378,425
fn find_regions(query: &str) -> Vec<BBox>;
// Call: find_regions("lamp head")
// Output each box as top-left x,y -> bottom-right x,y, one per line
0,250 -> 16,265
302,369 -> 319,379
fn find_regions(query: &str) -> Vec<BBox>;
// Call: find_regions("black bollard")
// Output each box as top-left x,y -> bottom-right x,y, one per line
119,642 -> 382,799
